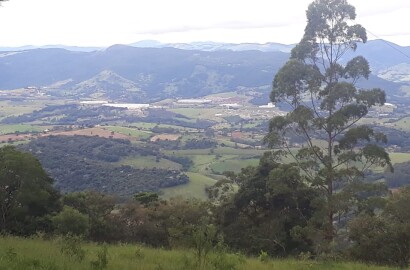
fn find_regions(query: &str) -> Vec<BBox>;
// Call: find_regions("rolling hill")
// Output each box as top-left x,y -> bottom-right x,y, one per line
0,40 -> 407,103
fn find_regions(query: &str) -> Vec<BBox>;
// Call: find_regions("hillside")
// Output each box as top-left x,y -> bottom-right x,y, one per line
0,46 -> 289,101
0,41 -> 407,103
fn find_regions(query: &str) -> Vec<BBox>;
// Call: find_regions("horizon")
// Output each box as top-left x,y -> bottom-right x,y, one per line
0,38 -> 407,51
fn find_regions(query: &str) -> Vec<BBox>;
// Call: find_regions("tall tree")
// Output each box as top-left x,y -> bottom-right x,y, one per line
215,153 -> 320,256
265,0 -> 392,245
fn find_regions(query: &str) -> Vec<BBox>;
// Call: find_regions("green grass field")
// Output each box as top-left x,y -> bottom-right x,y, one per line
389,152 -> 410,164
390,117 -> 410,131
0,100 -> 47,119
104,126 -> 152,140
0,124 -> 47,134
0,236 -> 393,270
169,108 -> 226,122
210,158 -> 260,174
161,172 -> 217,200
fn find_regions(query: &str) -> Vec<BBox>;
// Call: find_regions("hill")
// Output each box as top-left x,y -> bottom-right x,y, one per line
0,41 -> 407,103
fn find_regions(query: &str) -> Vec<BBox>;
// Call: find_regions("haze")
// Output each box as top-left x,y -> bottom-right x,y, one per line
0,0 -> 409,47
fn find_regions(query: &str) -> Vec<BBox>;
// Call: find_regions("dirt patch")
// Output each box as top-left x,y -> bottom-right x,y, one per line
150,134 -> 180,142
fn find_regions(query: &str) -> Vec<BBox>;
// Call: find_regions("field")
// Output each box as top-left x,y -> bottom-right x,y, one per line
210,158 -> 260,174
0,124 -> 47,134
0,99 -> 52,119
0,236 -> 393,270
161,172 -> 217,200
390,116 -> 410,131
150,134 -> 180,142
169,107 -> 226,121
389,152 -> 410,164
104,126 -> 153,140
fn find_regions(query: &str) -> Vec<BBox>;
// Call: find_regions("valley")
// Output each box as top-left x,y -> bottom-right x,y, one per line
1,86 -> 410,199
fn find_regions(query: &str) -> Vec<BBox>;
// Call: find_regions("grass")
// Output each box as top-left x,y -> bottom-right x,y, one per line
170,108 -> 226,122
390,116 -> 410,131
389,152 -> 410,164
0,124 -> 46,134
210,158 -> 260,174
0,100 -> 46,118
104,126 -> 152,140
0,236 -> 393,270
161,172 -> 217,200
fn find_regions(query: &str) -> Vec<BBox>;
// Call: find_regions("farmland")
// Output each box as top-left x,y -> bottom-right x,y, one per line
0,90 -> 409,199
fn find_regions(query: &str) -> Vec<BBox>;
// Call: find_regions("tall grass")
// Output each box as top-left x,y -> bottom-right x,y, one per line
0,236 -> 394,270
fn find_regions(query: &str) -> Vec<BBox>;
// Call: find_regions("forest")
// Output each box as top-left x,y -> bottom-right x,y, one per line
18,136 -> 189,195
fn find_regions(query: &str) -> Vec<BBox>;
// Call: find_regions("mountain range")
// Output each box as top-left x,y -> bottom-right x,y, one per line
0,40 -> 408,103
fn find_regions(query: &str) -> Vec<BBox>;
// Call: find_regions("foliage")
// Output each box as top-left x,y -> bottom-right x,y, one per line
184,138 -> 217,149
214,152 -> 321,256
164,155 -> 193,170
191,223 -> 218,270
62,191 -> 119,242
349,187 -> 410,268
52,206 -> 89,236
0,146 -> 61,235
265,0 -> 391,246
90,245 -> 109,270
134,192 -> 159,206
384,161 -> 410,188
60,234 -> 86,262
19,136 -> 189,195
114,197 -> 211,248
0,236 -> 393,270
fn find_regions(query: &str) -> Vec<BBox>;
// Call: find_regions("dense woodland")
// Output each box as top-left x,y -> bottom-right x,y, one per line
18,136 -> 189,195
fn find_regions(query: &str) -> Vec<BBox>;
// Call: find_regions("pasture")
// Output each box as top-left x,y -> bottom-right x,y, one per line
161,172 -> 217,200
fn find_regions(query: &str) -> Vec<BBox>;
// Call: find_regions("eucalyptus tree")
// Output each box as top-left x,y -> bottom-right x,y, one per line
265,0 -> 392,243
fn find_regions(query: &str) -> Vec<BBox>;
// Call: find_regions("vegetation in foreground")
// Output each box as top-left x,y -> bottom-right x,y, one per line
1,0 -> 410,269
0,236 -> 393,270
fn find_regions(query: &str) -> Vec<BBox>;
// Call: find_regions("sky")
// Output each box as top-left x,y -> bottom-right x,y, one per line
0,0 -> 409,47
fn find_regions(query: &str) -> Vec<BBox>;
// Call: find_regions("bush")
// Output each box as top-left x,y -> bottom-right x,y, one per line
52,206 -> 89,236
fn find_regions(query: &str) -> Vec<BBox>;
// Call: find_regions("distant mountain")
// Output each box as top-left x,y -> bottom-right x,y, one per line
345,40 -> 410,72
0,45 -> 101,52
0,40 -> 407,103
0,45 -> 289,101
378,63 -> 410,83
143,41 -> 295,53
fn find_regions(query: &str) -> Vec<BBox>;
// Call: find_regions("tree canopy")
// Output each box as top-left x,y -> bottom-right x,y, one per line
0,146 -> 60,235
265,0 -> 392,246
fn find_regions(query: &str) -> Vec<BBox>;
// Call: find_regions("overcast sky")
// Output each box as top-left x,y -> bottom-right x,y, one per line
0,0 -> 409,47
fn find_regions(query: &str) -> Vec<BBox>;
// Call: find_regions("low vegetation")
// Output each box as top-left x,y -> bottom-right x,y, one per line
0,236 -> 392,270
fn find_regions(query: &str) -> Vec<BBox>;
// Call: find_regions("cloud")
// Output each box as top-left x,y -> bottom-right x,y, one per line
133,21 -> 298,35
